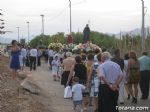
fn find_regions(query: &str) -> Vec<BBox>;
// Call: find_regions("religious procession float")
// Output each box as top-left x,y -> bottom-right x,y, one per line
48,41 -> 101,54
72,41 -> 101,53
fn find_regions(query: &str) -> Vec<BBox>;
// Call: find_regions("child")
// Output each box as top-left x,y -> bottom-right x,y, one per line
51,56 -> 59,81
72,77 -> 86,112
58,57 -> 63,79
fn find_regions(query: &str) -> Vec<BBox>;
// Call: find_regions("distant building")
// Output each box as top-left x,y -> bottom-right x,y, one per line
20,39 -> 26,45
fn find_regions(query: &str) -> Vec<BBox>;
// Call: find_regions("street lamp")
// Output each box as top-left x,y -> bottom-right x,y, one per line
141,0 -> 145,52
69,0 -> 72,34
40,14 -> 44,35
16,27 -> 20,43
26,21 -> 30,44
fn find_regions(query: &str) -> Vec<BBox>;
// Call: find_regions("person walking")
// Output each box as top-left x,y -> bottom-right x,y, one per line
10,40 -> 20,79
51,56 -> 60,81
127,51 -> 140,104
61,52 -> 75,87
21,45 -> 27,69
111,49 -> 125,104
124,53 -> 130,100
72,77 -> 86,112
138,52 -> 150,100
89,53 -> 101,112
29,47 -> 37,71
67,55 -> 87,86
48,47 -> 54,70
37,49 -> 42,66
98,52 -> 123,112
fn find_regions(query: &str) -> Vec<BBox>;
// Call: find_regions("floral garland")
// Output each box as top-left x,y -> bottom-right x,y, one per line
63,43 -> 77,50
72,42 -> 101,52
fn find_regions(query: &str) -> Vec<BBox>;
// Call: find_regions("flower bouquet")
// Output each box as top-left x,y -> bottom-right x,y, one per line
48,43 -> 64,50
63,43 -> 77,50
72,41 -> 101,53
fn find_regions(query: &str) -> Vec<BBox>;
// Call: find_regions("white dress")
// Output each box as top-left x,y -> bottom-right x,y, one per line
19,55 -> 23,67
90,62 -> 100,97
52,60 -> 59,75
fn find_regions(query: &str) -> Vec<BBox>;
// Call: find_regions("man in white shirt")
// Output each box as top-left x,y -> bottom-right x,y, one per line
97,52 -> 123,112
29,47 -> 37,71
48,48 -> 54,70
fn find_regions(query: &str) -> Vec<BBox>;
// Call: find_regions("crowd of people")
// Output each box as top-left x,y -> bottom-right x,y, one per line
47,47 -> 150,112
9,40 -> 150,112
9,40 -> 43,79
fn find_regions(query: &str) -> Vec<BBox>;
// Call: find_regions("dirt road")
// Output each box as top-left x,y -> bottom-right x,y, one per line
28,63 -> 74,112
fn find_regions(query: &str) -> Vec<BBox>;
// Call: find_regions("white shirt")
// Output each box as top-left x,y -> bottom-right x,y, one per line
30,49 -> 37,57
19,54 -> 23,66
48,50 -> 54,57
21,48 -> 27,58
98,59 -> 123,84
72,83 -> 86,101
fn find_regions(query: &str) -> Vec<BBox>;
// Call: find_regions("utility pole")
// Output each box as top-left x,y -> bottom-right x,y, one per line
141,0 -> 145,52
16,27 -> 20,43
69,0 -> 72,34
26,21 -> 30,44
40,14 -> 44,35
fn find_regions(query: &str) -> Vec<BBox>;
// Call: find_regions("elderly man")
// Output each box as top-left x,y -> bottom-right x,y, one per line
61,52 -> 75,87
98,52 -> 123,112
138,52 -> 150,100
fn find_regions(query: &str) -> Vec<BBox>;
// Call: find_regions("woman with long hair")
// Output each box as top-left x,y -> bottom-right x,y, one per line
127,51 -> 140,104
10,40 -> 20,79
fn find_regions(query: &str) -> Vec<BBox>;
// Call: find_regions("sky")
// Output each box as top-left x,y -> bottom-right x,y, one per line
0,0 -> 150,41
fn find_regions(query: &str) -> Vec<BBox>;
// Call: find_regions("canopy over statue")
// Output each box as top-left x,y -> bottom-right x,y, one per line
83,24 -> 90,43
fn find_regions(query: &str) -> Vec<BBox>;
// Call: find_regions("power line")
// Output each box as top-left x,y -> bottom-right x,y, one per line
47,0 -> 86,22
48,6 -> 69,22
72,0 -> 86,6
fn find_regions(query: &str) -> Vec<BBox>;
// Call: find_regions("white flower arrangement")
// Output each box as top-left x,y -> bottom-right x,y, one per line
72,42 -> 102,52
48,43 -> 64,50
63,43 -> 77,50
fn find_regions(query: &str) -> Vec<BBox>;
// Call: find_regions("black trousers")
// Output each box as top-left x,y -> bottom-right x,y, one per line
30,56 -> 36,71
23,57 -> 26,67
98,84 -> 119,112
140,70 -> 150,98
49,56 -> 53,70
37,56 -> 41,66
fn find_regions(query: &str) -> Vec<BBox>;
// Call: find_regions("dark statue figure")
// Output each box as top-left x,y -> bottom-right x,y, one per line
83,24 -> 90,43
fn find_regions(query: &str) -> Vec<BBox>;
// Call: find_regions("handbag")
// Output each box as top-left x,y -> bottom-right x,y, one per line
64,86 -> 72,98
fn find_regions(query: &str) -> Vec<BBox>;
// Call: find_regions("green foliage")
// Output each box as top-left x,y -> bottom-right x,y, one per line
90,31 -> 115,48
29,31 -> 116,48
29,35 -> 51,47
72,32 -> 83,44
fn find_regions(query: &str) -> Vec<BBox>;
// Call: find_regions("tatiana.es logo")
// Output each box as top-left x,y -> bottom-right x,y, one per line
116,106 -> 149,111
